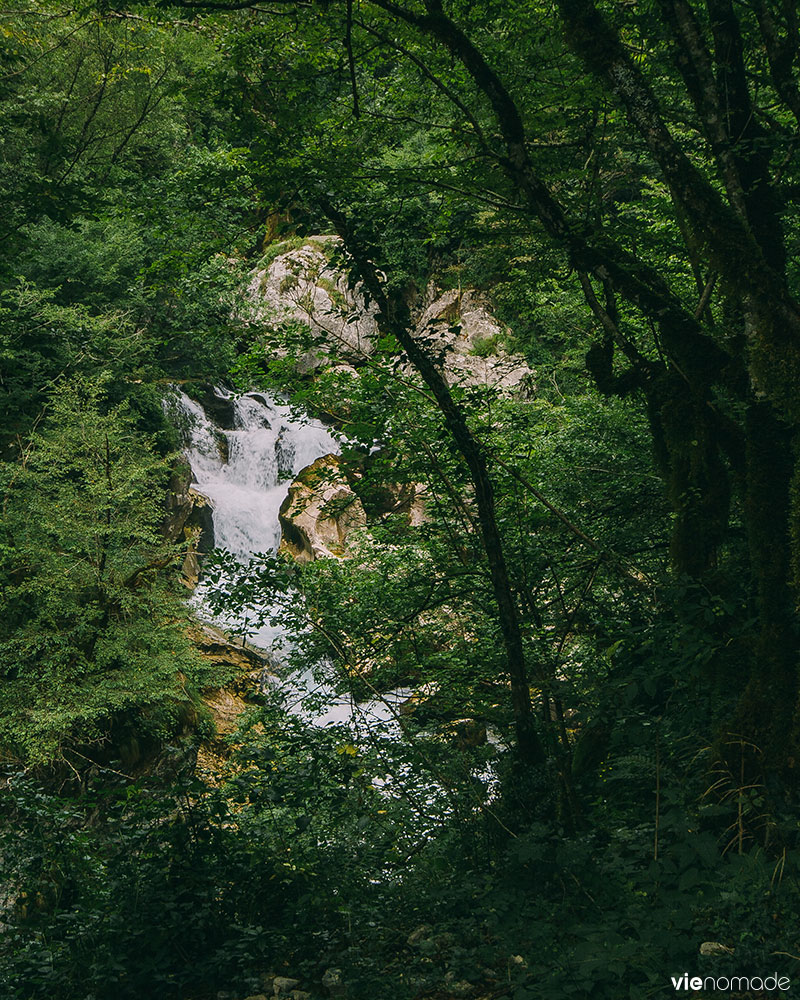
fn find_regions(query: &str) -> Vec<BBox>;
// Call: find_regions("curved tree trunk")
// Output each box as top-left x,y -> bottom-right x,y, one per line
318,199 -> 546,767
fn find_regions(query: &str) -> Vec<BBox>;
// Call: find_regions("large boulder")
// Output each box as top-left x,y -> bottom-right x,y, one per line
188,622 -> 271,739
248,239 -> 533,395
379,480 -> 427,526
179,489 -> 215,587
414,288 -> 535,395
162,462 -> 216,587
163,461 -> 196,542
248,237 -> 378,369
278,455 -> 367,562
194,383 -> 236,430
357,471 -> 428,526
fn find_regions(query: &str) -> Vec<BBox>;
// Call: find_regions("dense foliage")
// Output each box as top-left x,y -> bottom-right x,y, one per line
2,0 -> 800,998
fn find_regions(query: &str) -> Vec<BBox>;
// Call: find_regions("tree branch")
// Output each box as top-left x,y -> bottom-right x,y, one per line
317,195 -> 546,765
754,0 -> 800,128
345,0 -> 360,118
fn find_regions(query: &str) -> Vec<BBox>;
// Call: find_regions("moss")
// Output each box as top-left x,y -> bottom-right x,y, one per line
470,333 -> 501,357
315,275 -> 348,312
257,235 -> 315,271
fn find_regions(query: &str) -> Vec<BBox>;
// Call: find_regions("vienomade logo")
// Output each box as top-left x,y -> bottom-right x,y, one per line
671,972 -> 790,992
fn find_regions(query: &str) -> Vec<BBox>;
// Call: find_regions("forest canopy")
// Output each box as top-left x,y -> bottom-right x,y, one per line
2,0 -> 800,998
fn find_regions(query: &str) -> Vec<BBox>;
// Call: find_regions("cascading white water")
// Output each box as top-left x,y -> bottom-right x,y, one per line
167,386 -> 337,651
170,388 -> 337,563
167,386 -> 410,726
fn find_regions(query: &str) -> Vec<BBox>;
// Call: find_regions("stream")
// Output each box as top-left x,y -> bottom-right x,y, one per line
167,386 -> 412,728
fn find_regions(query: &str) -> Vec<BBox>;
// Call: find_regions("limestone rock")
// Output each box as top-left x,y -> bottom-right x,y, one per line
396,483 -> 427,527
162,462 -> 215,587
249,237 -> 378,369
279,454 -> 367,562
273,977 -> 300,997
414,288 -> 534,395
189,621 -> 269,675
363,477 -> 428,526
248,241 -> 532,394
699,941 -> 734,956
163,467 -> 215,549
200,687 -> 250,737
163,461 -> 193,541
188,622 -> 272,740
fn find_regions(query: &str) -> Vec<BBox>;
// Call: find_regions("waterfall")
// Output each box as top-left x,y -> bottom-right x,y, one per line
166,385 -> 411,727
169,387 -> 338,563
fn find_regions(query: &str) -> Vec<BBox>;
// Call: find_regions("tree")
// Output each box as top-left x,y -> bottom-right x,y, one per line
0,376 -> 209,765
150,0 -> 800,784
318,204 -> 546,765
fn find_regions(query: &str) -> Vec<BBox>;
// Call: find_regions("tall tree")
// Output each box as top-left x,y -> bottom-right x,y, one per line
188,0 -> 800,783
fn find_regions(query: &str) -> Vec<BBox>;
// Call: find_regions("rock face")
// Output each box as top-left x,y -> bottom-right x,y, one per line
414,287 -> 535,395
277,456 -> 427,568
247,238 -> 534,396
188,622 -> 272,737
163,462 -> 215,547
162,461 -> 215,586
248,237 -> 378,369
363,476 -> 428,526
190,621 -> 270,675
278,455 -> 367,562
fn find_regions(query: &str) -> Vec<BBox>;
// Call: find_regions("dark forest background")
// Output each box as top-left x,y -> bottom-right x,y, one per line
2,1 -> 800,997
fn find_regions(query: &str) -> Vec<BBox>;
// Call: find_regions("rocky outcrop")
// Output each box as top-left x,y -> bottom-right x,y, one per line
163,462 -> 212,544
360,475 -> 428,526
278,452 -> 427,566
278,455 -> 367,562
188,622 -> 272,742
163,461 -> 215,586
248,237 -> 378,369
414,288 -> 535,395
194,384 -> 236,430
247,238 -> 534,397
190,621 -> 269,677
